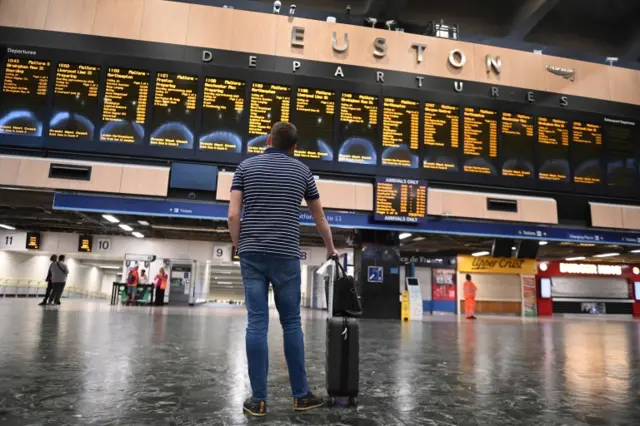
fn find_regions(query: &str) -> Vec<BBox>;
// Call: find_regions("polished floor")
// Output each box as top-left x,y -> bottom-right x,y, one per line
1,300 -> 640,425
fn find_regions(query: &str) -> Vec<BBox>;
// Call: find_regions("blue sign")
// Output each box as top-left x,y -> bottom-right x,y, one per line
53,193 -> 640,246
368,266 -> 384,283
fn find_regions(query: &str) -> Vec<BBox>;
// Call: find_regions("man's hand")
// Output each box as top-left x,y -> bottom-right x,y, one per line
327,248 -> 339,260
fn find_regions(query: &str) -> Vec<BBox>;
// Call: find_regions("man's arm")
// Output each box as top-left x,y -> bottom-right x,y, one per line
307,198 -> 337,257
228,190 -> 243,248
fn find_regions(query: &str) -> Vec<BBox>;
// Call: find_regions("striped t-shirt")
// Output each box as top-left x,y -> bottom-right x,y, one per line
231,148 -> 320,258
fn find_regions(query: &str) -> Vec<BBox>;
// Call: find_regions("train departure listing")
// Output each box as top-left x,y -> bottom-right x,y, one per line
571,121 -> 602,185
294,87 -> 335,161
0,58 -> 51,136
500,112 -> 534,178
200,78 -> 246,153
462,108 -> 498,175
49,62 -> 100,140
374,177 -> 427,223
150,73 -> 198,149
537,116 -> 569,182
247,83 -> 291,154
382,97 -> 420,168
100,67 -> 150,144
603,118 -> 637,188
338,92 -> 378,165
423,103 -> 459,171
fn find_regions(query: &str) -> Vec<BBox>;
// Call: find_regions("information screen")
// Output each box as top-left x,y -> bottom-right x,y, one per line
423,102 -> 459,171
571,121 -> 602,185
603,117 -> 637,187
100,67 -> 150,144
338,92 -> 378,165
500,112 -> 535,178
26,232 -> 40,250
78,235 -> 92,253
49,62 -> 100,140
0,57 -> 50,136
374,177 -> 427,223
149,72 -> 198,149
537,116 -> 569,182
462,107 -> 499,175
294,87 -> 335,161
247,82 -> 291,154
381,97 -> 420,168
199,78 -> 245,153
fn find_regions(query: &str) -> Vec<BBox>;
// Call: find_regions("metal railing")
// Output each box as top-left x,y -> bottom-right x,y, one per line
0,278 -> 109,300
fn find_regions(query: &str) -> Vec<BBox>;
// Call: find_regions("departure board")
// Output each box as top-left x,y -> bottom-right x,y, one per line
247,82 -> 291,154
537,116 -> 569,182
500,112 -> 534,178
462,108 -> 498,175
49,62 -> 100,140
374,177 -> 427,223
381,97 -> 420,168
338,92 -> 378,165
149,72 -> 198,149
0,57 -> 50,136
100,67 -> 150,144
571,121 -> 602,185
423,102 -> 459,171
294,87 -> 335,161
199,78 -> 245,153
603,117 -> 637,187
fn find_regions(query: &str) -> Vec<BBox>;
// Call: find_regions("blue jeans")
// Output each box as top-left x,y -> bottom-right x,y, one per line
240,252 -> 308,401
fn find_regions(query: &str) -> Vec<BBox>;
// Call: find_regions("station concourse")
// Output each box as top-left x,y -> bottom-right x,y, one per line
1,0 -> 640,424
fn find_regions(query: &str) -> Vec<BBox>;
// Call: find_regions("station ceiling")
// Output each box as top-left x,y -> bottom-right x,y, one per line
2,188 -> 640,264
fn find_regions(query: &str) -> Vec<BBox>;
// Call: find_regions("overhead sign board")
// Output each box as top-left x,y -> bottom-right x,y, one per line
78,235 -> 92,253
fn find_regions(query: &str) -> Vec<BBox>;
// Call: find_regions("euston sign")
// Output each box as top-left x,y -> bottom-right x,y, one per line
559,263 -> 623,276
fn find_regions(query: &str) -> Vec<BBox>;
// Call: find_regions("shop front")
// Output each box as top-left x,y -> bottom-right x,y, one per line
457,255 -> 538,316
400,254 -> 457,314
537,261 -> 640,317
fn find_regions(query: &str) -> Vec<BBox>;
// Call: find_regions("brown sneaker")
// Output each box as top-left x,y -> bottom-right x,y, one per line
243,398 -> 266,417
293,392 -> 324,411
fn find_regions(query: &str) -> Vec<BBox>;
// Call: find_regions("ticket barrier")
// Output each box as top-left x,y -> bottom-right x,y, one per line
110,283 -> 154,306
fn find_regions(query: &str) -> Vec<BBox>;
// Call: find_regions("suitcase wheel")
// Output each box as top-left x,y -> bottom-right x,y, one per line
349,397 -> 358,407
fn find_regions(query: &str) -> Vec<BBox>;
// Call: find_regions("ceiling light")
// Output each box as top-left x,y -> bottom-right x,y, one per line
119,224 -> 133,231
102,214 -> 120,223
151,225 -> 227,233
630,249 -> 640,254
138,220 -> 150,226
565,256 -> 586,261
633,267 -> 640,275
399,233 -> 412,240
132,232 -> 144,238
539,241 -> 548,246
593,252 -> 619,258
98,265 -> 121,270
0,224 -> 15,230
511,246 -> 516,250
539,262 -> 548,271
472,251 -> 490,257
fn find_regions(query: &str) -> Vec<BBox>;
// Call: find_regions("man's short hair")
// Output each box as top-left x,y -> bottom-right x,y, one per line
270,122 -> 298,150
58,255 -> 66,262
466,274 -> 471,281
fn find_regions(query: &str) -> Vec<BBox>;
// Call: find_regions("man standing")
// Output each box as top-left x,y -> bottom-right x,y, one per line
463,274 -> 477,319
228,122 -> 338,417
48,255 -> 69,305
39,255 -> 57,306
126,265 -> 140,305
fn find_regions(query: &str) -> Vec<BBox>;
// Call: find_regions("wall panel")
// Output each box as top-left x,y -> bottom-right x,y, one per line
186,4 -> 234,50
92,0 -> 144,40
590,203 -> 623,229
230,10 -> 278,55
542,55 -> 611,101
119,166 -> 169,197
44,0 -> 97,35
274,15 -> 323,62
607,66 -> 640,107
0,156 -> 20,186
0,0 -> 49,30
139,0 -> 189,45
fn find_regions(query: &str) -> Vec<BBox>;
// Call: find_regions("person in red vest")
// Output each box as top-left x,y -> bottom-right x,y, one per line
463,274 -> 477,319
126,265 -> 140,304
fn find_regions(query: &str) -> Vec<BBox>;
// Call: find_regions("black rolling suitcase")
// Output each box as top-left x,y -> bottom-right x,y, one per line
322,257 -> 362,407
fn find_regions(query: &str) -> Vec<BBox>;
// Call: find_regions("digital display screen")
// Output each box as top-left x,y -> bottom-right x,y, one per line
462,107 -> 499,175
247,82 -> 291,154
26,232 -> 40,250
338,92 -> 378,165
49,62 -> 100,140
0,57 -> 50,136
540,278 -> 551,298
199,78 -> 245,153
537,116 -> 569,182
150,72 -> 198,148
78,235 -> 92,253
500,112 -> 534,179
423,102 -> 459,172
381,97 -> 420,168
100,67 -> 150,144
603,118 -> 637,187
294,87 -> 335,161
571,121 -> 602,185
374,177 -> 427,223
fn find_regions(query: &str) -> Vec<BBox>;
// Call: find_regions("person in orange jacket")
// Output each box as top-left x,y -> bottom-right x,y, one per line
463,274 -> 477,319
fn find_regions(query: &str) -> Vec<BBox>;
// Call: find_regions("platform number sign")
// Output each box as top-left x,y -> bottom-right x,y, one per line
96,238 -> 112,252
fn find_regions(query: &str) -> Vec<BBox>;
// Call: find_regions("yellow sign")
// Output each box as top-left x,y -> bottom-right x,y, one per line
401,290 -> 410,321
457,255 -> 537,275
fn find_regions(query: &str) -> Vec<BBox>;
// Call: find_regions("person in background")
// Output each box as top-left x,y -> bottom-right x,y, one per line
48,255 -> 69,306
139,269 -> 149,285
228,122 -> 338,416
154,267 -> 168,306
126,265 -> 140,304
39,254 -> 57,306
463,274 -> 477,320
